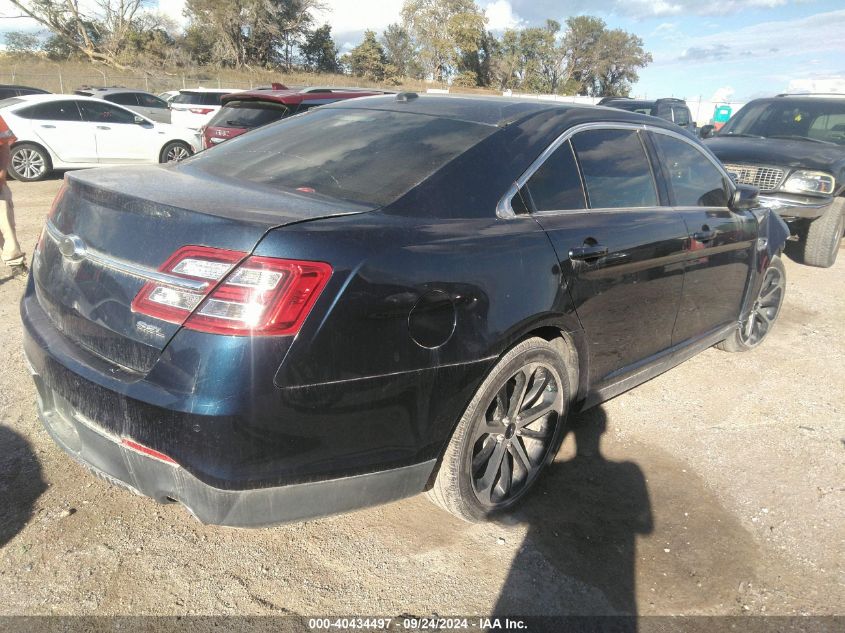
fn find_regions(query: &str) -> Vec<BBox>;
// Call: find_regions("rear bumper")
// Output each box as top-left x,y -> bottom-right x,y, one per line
28,364 -> 434,527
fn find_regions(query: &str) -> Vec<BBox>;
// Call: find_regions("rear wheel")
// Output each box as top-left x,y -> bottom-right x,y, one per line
717,256 -> 786,352
160,141 -> 192,164
427,337 -> 569,522
9,143 -> 52,182
802,198 -> 844,268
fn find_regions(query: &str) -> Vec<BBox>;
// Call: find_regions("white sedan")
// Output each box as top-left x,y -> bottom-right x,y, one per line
0,94 -> 201,182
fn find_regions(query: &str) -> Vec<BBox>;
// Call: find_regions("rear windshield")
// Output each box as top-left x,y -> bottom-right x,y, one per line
191,108 -> 494,207
172,92 -> 225,106
208,100 -> 291,129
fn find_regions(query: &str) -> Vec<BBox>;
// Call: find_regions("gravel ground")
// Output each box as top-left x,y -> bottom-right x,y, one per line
0,177 -> 843,617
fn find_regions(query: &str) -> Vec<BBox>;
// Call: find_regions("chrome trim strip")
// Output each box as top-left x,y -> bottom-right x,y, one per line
43,220 -> 210,292
497,122 -> 735,219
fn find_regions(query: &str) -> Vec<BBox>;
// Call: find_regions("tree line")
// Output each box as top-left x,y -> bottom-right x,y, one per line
4,0 -> 652,96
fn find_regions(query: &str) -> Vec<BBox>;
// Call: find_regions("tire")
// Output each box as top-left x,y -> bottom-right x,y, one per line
8,143 -> 52,182
717,256 -> 786,353
427,337 -> 570,522
802,198 -> 844,268
159,141 -> 192,164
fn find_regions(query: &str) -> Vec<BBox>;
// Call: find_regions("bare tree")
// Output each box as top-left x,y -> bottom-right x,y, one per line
7,0 -> 150,67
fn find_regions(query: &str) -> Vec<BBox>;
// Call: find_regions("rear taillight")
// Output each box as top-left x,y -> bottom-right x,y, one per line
36,182 -> 68,252
189,108 -> 214,115
131,245 -> 332,336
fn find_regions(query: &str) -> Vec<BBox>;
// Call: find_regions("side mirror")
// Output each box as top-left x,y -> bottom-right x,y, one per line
730,184 -> 759,211
134,114 -> 148,125
699,124 -> 715,139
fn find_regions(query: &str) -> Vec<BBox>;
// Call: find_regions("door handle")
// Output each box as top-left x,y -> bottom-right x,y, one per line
96,125 -> 111,130
693,229 -> 718,242
40,125 -> 56,129
569,244 -> 609,261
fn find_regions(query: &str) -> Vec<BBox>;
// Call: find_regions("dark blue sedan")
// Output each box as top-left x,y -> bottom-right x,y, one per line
21,94 -> 789,525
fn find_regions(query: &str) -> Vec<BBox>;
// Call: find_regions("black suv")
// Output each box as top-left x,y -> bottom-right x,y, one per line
703,95 -> 845,267
599,97 -> 695,134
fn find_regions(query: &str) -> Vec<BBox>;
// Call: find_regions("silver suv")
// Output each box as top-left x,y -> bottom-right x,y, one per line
74,87 -> 171,123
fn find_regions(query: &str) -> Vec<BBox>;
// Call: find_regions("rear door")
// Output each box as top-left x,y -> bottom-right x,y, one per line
25,100 -> 98,164
522,126 -> 689,389
647,131 -> 756,344
78,100 -> 154,163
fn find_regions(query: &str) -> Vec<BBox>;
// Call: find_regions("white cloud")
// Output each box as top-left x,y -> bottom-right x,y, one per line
661,9 -> 845,65
315,0 -> 404,38
154,0 -> 186,25
483,0 -> 525,31
710,86 -> 735,102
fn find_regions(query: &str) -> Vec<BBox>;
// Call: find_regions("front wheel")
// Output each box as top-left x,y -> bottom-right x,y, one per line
717,256 -> 786,352
427,337 -> 570,522
160,141 -> 192,164
801,198 -> 844,268
9,143 -> 52,182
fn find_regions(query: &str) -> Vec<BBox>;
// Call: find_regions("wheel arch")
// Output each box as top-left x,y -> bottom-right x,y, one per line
159,139 -> 192,163
8,139 -> 54,179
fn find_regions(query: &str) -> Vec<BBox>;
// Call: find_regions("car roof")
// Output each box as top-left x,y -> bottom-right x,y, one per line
221,87 -> 390,106
0,84 -> 48,91
179,88 -> 242,94
321,93 -> 681,129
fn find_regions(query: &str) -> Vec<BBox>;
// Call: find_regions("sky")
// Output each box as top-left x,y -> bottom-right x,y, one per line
1,0 -> 843,101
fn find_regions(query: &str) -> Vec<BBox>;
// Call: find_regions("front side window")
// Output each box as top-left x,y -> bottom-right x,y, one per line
524,140 -> 586,211
652,134 -> 729,207
19,101 -> 82,122
78,101 -> 137,125
138,93 -> 168,108
571,129 -> 658,208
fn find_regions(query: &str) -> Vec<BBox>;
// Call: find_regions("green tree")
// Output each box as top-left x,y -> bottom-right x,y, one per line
380,23 -> 420,80
301,24 -> 339,73
400,0 -> 486,83
590,29 -> 652,97
3,31 -> 41,56
346,30 -> 386,81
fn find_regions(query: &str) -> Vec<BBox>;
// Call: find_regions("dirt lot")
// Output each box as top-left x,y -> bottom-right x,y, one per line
0,177 -> 843,618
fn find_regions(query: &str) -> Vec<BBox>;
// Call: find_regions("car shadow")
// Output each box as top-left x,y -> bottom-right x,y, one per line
0,425 -> 47,547
493,404 -> 652,626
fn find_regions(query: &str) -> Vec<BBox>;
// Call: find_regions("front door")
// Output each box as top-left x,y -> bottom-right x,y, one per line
520,127 -> 689,388
647,131 -> 756,345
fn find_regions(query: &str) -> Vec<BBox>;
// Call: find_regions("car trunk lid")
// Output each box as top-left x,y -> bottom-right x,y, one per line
33,165 -> 371,373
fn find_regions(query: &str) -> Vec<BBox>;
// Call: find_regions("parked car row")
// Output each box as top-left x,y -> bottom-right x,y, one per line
0,84 -> 391,182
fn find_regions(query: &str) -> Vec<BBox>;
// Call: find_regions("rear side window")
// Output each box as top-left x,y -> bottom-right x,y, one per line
78,101 -> 137,124
572,129 -> 658,209
0,89 -> 16,100
673,106 -> 691,127
524,140 -> 586,211
192,108 -> 493,208
18,101 -> 82,121
209,100 -> 290,128
652,134 -> 729,207
106,93 -> 140,107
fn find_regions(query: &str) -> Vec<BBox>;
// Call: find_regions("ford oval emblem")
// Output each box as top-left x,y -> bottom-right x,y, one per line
58,235 -> 87,261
